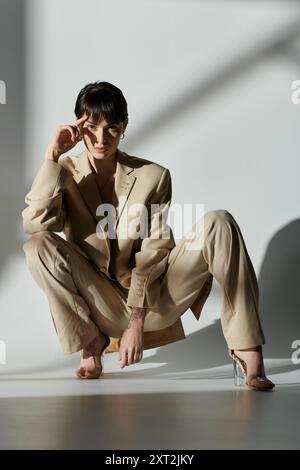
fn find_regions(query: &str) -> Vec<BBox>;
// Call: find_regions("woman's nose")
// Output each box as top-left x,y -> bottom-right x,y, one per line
95,128 -> 110,144
95,128 -> 104,142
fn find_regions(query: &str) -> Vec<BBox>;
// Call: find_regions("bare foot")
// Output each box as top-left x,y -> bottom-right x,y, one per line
76,335 -> 109,379
233,346 -> 275,389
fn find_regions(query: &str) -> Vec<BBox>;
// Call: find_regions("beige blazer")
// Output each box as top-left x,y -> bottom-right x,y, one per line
22,149 -> 209,349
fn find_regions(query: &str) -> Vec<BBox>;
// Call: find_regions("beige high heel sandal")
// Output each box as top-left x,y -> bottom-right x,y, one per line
228,349 -> 275,391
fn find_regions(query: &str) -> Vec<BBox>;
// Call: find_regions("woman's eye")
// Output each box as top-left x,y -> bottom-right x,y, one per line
86,124 -> 118,132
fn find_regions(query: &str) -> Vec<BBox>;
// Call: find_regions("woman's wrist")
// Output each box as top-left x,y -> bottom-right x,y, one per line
129,307 -> 147,324
45,146 -> 61,162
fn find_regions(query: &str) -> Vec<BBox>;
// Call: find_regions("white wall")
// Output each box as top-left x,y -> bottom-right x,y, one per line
1,0 -> 300,372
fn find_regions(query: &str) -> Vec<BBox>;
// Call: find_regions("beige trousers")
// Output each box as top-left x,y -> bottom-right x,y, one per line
22,210 -> 266,354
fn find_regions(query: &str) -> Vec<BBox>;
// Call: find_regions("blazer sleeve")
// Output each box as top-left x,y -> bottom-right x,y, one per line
22,159 -> 70,234
126,168 -> 176,310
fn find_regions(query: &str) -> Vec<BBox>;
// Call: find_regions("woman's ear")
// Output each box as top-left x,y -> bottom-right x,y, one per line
122,118 -> 128,133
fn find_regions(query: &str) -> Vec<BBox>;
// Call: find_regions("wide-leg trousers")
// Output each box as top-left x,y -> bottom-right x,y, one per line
22,209 -> 266,354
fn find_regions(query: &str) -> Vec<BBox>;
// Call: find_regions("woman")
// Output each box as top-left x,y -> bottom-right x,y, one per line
22,81 -> 274,390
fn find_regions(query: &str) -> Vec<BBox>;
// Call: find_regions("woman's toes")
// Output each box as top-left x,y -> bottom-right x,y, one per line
84,371 -> 102,379
76,363 -> 103,379
76,367 -> 86,378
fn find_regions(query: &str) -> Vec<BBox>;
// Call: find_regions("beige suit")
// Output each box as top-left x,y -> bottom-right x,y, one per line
22,148 -> 265,354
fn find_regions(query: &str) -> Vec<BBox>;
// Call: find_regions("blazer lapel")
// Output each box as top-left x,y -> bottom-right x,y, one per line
112,150 -> 136,231
73,150 -> 102,222
72,150 -> 111,262
72,149 -> 137,244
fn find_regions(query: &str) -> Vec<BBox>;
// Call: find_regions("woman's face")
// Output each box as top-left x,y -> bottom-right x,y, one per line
81,115 -> 127,161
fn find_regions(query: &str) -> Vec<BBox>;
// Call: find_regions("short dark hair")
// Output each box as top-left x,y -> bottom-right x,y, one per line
74,81 -> 128,124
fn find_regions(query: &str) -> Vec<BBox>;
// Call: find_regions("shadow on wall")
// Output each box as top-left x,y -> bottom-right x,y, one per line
0,0 -> 26,268
259,219 -> 300,359
129,17 -> 300,148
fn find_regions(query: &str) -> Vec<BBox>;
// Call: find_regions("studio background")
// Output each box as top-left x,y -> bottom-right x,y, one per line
1,0 -> 299,377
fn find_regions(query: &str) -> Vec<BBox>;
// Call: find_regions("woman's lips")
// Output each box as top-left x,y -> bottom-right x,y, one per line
94,147 -> 107,152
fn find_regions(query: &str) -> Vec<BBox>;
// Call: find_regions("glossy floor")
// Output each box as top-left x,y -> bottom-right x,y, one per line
0,346 -> 299,450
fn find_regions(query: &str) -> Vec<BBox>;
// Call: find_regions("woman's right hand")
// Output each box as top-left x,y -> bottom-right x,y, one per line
45,115 -> 89,162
